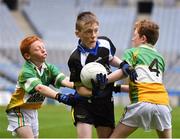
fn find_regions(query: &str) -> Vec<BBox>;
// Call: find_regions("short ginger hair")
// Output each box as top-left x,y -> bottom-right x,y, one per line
134,20 -> 159,45
20,35 -> 42,59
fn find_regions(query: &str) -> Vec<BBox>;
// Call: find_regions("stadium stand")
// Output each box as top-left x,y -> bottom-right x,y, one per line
0,0 -> 180,106
0,53 -> 17,94
77,6 -> 137,53
0,4 -> 24,47
0,3 -> 23,100
151,6 -> 180,66
151,6 -> 180,94
0,53 -> 20,83
0,3 -> 24,65
0,76 -> 15,92
22,0 -> 137,65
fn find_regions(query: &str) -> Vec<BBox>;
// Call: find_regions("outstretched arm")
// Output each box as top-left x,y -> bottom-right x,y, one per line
35,84 -> 58,99
113,84 -> 129,93
35,84 -> 75,106
108,61 -> 137,83
121,85 -> 129,92
109,55 -> 122,67
61,77 -> 74,89
107,69 -> 125,83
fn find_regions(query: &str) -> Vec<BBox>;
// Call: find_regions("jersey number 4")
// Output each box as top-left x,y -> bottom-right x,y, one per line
148,58 -> 160,76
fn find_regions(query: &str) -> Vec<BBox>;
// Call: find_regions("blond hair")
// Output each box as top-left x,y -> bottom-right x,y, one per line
76,11 -> 99,31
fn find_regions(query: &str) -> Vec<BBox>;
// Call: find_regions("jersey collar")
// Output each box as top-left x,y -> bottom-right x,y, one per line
77,39 -> 99,56
28,61 -> 47,76
139,44 -> 157,52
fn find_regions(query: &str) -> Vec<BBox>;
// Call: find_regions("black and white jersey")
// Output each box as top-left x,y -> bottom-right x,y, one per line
68,36 -> 116,82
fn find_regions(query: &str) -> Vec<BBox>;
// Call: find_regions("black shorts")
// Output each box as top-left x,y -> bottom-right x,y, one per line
72,96 -> 115,128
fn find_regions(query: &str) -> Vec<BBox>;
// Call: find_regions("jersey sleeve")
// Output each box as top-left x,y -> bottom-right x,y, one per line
98,36 -> 116,61
109,41 -> 116,55
18,71 -> 42,94
68,53 -> 82,82
122,48 -> 137,67
109,40 -> 116,61
47,64 -> 66,88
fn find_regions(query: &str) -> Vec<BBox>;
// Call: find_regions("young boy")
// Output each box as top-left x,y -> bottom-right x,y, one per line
6,35 -> 76,138
108,19 -> 172,138
68,11 -> 136,138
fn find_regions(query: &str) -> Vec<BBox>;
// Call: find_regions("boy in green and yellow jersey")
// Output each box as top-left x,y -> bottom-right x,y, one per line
6,35 -> 76,138
107,20 -> 172,138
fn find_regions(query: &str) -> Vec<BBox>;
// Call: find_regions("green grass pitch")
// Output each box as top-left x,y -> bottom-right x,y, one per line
1,105 -> 180,138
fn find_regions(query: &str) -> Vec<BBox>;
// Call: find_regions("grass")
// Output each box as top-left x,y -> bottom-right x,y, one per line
1,104 -> 180,138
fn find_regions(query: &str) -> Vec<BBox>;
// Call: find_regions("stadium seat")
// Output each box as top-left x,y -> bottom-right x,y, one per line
22,1 -> 137,64
151,6 -> 180,67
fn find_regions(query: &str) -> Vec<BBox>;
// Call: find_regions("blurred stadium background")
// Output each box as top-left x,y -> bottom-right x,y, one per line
0,0 -> 180,138
0,0 -> 180,137
0,0 -> 180,106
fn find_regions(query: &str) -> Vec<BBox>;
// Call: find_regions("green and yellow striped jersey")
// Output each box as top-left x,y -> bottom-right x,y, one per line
123,44 -> 169,105
6,61 -> 65,111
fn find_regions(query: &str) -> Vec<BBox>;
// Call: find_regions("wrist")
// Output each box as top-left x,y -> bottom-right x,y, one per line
73,85 -> 76,89
119,61 -> 127,68
119,61 -> 129,76
113,84 -> 121,93
55,93 -> 60,100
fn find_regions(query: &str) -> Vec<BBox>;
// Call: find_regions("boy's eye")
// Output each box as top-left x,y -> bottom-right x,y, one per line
85,29 -> 98,34
35,48 -> 40,51
85,30 -> 92,33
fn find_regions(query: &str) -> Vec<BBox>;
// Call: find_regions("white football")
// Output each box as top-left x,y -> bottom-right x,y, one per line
80,62 -> 107,89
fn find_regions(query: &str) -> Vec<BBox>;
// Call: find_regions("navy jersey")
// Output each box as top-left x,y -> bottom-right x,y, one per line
68,36 -> 116,127
68,36 -> 116,82
68,36 -> 116,98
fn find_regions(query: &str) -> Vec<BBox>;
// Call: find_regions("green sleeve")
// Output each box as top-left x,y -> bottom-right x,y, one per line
18,70 -> 42,94
122,48 -> 136,66
48,64 -> 66,88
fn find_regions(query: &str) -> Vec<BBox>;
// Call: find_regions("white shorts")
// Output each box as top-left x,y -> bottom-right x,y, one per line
7,108 -> 39,137
120,102 -> 172,131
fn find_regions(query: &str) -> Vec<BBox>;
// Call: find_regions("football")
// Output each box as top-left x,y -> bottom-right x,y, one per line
80,62 -> 107,89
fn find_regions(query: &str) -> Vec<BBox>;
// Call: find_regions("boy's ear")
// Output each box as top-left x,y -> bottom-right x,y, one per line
75,30 -> 80,37
142,35 -> 147,43
24,53 -> 30,60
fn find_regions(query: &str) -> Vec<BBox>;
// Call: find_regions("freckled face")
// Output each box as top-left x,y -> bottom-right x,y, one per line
27,40 -> 47,63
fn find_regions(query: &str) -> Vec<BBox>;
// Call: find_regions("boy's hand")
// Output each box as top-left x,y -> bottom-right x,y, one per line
113,84 -> 121,93
119,61 -> 138,82
91,73 -> 108,96
55,93 -> 76,106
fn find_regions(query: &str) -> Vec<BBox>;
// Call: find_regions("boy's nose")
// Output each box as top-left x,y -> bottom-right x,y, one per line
42,48 -> 46,53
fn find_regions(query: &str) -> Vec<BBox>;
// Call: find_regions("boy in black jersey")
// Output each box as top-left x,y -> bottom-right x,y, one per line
68,11 -> 136,138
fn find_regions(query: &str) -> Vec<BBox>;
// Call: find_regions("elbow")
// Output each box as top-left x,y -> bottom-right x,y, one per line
35,84 -> 44,92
